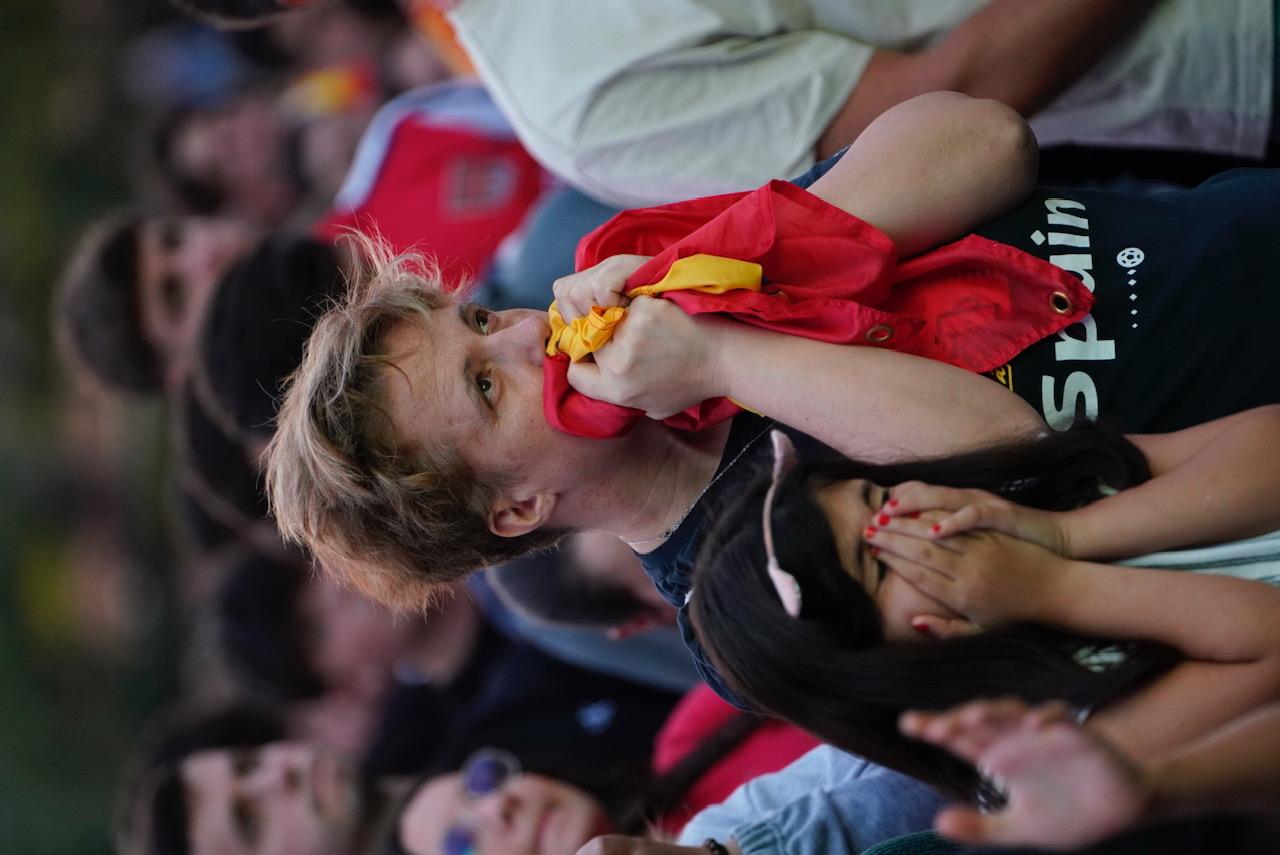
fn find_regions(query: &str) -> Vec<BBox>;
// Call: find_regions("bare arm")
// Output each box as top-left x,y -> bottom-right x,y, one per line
569,299 -> 1044,463
807,90 -> 1039,257
818,0 -> 1158,158
1062,406 -> 1280,559
886,407 -> 1280,560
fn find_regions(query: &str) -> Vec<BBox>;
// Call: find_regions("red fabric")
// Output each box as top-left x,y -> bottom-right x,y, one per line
651,685 -> 821,835
314,120 -> 545,289
544,180 -> 1094,438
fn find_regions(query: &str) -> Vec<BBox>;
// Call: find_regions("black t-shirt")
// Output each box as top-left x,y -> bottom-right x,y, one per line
976,169 -> 1280,432
641,161 -> 1280,705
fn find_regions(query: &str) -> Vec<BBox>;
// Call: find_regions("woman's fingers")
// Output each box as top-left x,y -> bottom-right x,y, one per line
874,547 -> 956,603
910,613 -> 980,640
883,482 -> 984,517
903,698 -> 1034,762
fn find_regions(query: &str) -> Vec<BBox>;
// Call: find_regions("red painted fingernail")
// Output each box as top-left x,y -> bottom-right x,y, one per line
876,513 -> 890,526
864,526 -> 877,538
888,498 -> 899,508
870,546 -> 881,557
930,523 -> 942,534
912,620 -> 931,637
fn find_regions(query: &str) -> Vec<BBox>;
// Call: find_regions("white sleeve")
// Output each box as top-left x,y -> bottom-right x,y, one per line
452,3 -> 871,207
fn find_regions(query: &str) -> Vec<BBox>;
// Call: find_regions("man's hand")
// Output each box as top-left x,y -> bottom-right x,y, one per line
577,836 -> 727,855
901,699 -> 1150,851
552,254 -> 652,323
566,296 -> 727,419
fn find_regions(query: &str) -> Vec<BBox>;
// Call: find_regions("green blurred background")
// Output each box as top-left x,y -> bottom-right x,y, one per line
1,0 -> 184,850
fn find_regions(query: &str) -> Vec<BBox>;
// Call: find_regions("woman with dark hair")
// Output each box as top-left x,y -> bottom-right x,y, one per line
686,407 -> 1280,804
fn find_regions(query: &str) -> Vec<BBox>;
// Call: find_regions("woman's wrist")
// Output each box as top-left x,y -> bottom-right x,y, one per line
1029,555 -> 1093,624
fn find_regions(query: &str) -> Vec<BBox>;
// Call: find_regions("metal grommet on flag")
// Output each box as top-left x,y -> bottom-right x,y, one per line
865,323 -> 894,344
1050,291 -> 1073,314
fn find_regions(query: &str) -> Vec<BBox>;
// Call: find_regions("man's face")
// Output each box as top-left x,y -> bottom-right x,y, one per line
382,297 -> 591,526
297,575 -> 415,700
136,215 -> 261,381
171,96 -> 295,222
181,742 -> 368,855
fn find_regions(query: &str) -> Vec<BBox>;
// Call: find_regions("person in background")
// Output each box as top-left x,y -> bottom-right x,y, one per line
214,548 -> 682,778
55,211 -> 263,396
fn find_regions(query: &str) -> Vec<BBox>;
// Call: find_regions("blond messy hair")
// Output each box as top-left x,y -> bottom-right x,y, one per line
265,234 -> 562,611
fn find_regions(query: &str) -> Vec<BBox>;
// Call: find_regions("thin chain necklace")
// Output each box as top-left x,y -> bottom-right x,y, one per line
624,422 -> 776,547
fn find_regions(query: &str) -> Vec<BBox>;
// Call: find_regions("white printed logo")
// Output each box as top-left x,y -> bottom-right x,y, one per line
1116,247 -> 1145,269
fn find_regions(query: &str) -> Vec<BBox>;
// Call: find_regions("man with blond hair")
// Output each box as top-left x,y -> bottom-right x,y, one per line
265,92 -> 1045,612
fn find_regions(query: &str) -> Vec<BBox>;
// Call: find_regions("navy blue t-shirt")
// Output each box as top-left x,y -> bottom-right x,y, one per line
640,159 -> 1280,705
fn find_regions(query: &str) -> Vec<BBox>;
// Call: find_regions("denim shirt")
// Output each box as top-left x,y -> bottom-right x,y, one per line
677,746 -> 944,855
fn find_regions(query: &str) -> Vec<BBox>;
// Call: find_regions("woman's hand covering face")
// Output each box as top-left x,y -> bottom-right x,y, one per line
879,482 -> 1072,556
864,515 -> 1071,635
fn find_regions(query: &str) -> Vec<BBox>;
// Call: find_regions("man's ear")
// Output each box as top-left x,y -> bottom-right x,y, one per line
487,491 -> 557,538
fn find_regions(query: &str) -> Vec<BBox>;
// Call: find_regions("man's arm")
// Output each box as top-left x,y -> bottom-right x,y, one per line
818,0 -> 1159,158
806,90 -> 1038,257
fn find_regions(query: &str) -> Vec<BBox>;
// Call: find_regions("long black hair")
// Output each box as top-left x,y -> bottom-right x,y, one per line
688,422 -> 1180,803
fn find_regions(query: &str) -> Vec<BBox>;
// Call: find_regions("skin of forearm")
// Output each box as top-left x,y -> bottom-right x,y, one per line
807,92 -> 1038,258
1145,703 -> 1280,818
1059,407 -> 1280,560
1047,559 -> 1280,663
709,319 -> 1043,463
929,0 -> 1158,115
819,0 -> 1158,156
1091,659 -> 1280,772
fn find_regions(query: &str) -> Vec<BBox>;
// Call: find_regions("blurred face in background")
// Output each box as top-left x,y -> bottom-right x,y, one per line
136,215 -> 261,383
297,575 -> 417,702
170,93 -> 297,222
397,752 -> 612,855
182,742 -> 371,855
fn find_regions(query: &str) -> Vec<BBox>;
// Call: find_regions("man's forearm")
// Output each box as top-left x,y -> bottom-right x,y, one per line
712,319 -> 1043,462
819,0 -> 1159,157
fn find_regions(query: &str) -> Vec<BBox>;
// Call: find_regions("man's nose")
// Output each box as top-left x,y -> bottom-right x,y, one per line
246,745 -> 306,795
495,311 -> 550,364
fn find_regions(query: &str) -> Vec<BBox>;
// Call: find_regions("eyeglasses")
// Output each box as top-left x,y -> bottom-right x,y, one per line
762,430 -> 803,617
441,749 -> 522,855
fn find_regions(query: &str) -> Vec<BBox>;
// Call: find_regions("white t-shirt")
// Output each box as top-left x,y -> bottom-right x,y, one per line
450,0 -> 1274,207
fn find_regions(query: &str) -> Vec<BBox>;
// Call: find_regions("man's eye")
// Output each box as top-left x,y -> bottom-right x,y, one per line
477,376 -> 493,399
231,750 -> 259,777
160,275 -> 185,318
473,309 -> 491,335
233,798 -> 262,844
160,221 -> 183,250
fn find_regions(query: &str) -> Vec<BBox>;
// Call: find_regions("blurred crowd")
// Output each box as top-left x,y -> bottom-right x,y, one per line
41,1 -> 1280,854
